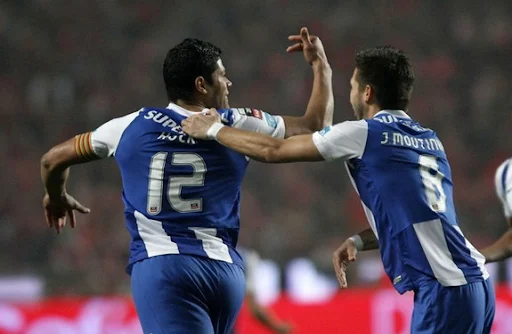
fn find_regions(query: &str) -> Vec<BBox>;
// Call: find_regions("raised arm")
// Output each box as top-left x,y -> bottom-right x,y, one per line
281,27 -> 334,137
277,28 -> 333,137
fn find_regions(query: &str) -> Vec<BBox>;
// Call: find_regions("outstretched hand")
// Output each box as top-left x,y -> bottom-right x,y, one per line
43,193 -> 90,234
332,238 -> 358,288
182,108 -> 222,140
286,27 -> 328,65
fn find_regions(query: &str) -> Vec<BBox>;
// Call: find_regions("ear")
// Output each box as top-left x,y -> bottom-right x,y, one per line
195,76 -> 208,95
363,84 -> 373,103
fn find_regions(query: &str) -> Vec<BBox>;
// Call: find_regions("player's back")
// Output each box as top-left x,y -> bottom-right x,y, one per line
348,110 -> 488,293
113,106 -> 248,272
89,103 -> 286,273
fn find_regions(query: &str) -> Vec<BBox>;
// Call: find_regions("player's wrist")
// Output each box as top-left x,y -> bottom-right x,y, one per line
206,122 -> 225,140
311,59 -> 331,71
48,192 -> 67,203
348,234 -> 363,251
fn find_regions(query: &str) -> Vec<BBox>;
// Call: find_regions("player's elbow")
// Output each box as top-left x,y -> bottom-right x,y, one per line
259,146 -> 285,163
301,116 -> 323,133
41,151 -> 54,171
41,148 -> 63,172
304,112 -> 333,132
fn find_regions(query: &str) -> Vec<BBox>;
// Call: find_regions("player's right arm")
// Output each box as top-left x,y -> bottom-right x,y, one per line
332,228 -> 379,288
41,111 -> 139,233
480,160 -> 512,263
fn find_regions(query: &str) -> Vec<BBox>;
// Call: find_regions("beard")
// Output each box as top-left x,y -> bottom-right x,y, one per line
351,100 -> 365,120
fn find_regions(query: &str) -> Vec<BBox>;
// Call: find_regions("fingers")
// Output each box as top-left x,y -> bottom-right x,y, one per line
286,43 -> 302,53
332,251 -> 346,288
207,108 -> 221,120
68,210 -> 76,228
334,261 -> 348,288
300,27 -> 312,46
56,216 -> 66,234
72,200 -> 91,214
44,208 -> 52,228
347,247 -> 358,262
51,212 -> 60,231
288,35 -> 318,42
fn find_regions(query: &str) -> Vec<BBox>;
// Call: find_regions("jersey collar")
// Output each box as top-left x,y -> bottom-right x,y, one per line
374,109 -> 411,119
166,102 -> 209,117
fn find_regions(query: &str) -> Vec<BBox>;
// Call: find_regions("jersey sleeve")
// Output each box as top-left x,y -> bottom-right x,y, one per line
311,120 -> 368,161
90,111 -> 140,158
243,249 -> 261,294
220,108 -> 286,139
494,159 -> 512,219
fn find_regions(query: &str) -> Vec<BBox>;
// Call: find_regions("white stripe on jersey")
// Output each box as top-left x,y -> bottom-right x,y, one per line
453,225 -> 490,280
91,111 -> 140,158
189,227 -> 233,263
134,211 -> 180,257
413,219 -> 467,286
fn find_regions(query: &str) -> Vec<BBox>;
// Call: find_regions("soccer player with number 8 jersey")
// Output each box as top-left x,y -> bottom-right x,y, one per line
40,27 -> 332,334
182,46 -> 496,334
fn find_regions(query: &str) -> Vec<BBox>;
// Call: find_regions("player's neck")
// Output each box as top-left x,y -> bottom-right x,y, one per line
174,99 -> 207,113
364,105 -> 381,119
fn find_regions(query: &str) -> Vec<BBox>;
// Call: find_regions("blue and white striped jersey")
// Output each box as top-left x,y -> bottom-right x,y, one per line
495,158 -> 512,219
312,109 -> 489,293
90,103 -> 285,273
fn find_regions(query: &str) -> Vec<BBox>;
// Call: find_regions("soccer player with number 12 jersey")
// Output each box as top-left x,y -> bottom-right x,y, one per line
41,28 -> 332,333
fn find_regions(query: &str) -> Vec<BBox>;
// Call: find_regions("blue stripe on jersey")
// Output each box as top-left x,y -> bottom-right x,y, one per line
115,107 -> 247,274
441,221 -> 483,281
502,161 -> 510,195
395,225 -> 435,291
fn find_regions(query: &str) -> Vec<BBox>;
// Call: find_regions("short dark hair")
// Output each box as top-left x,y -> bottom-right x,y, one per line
355,46 -> 415,110
163,38 -> 222,102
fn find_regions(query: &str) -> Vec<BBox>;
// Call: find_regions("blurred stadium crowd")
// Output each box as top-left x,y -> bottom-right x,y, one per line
1,0 -> 512,295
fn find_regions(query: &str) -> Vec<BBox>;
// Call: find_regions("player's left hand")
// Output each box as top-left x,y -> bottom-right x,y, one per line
286,27 -> 328,66
182,108 -> 221,140
43,193 -> 90,234
332,238 -> 358,288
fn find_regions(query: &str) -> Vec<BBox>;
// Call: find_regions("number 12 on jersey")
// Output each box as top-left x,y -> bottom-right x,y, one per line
147,152 -> 206,215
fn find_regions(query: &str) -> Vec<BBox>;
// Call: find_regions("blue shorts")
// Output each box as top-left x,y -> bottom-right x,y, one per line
411,279 -> 495,334
131,254 -> 245,334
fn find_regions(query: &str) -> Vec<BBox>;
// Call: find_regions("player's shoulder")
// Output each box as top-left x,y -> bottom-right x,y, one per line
94,109 -> 144,132
225,108 -> 264,118
219,107 -> 265,121
495,157 -> 512,180
218,107 -> 279,128
329,119 -> 368,134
